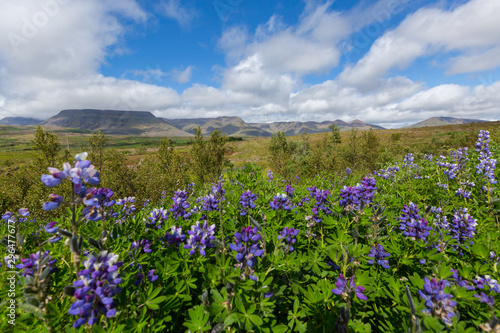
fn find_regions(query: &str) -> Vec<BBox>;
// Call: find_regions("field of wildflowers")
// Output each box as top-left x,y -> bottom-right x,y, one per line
0,130 -> 499,332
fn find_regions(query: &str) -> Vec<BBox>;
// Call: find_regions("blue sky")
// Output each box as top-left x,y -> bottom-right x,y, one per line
1,0 -> 499,128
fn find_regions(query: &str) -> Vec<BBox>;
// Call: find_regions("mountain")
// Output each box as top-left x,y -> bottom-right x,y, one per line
406,117 -> 488,128
165,116 -> 272,137
0,117 -> 41,126
40,109 -> 191,136
250,119 -> 384,136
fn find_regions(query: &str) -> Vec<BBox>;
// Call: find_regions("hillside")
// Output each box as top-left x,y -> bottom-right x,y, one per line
0,117 -> 40,126
165,116 -> 272,137
406,116 -> 488,128
250,119 -> 384,136
41,109 -> 191,136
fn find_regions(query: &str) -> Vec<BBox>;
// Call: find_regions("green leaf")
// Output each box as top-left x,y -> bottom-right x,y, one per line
18,302 -> 45,318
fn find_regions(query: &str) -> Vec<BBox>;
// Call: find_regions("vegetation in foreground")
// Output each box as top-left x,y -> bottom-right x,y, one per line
0,127 -> 499,332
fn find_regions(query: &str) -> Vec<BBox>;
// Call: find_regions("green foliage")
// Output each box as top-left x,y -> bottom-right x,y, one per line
32,125 -> 61,166
190,126 -> 229,184
86,130 -> 109,172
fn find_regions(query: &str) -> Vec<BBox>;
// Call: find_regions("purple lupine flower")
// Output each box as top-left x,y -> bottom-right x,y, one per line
449,268 -> 475,291
450,147 -> 469,169
230,226 -> 264,281
165,226 -> 185,246
367,244 -> 390,269
448,208 -> 477,253
454,188 -> 471,199
339,177 -> 377,211
423,154 -> 433,161
2,209 -> 30,223
473,275 -> 500,294
308,187 -> 332,223
436,182 -> 448,190
374,165 -> 400,180
196,194 -> 220,212
41,153 -> 100,210
475,130 -> 497,189
345,168 -> 351,175
267,170 -> 273,181
130,239 -> 152,255
278,227 -> 299,252
44,222 -> 59,234
239,190 -> 257,216
402,153 -> 417,169
147,208 -> 169,229
68,251 -> 122,328
270,193 -> 294,211
184,221 -> 216,256
418,277 -> 457,326
475,292 -> 495,305
331,274 -> 367,301
430,206 -> 448,230
16,251 -> 57,277
42,194 -> 64,211
398,202 -> 432,241
170,190 -> 191,220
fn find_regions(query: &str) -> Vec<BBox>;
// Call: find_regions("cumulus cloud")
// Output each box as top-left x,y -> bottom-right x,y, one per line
340,0 -> 500,89
169,66 -> 194,84
158,0 -> 198,30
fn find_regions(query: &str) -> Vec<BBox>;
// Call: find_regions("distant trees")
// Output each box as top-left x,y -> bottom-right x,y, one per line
32,125 -> 60,166
190,126 -> 229,184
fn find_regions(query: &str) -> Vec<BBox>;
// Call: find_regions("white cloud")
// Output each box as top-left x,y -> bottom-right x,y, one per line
340,0 -> 500,89
170,66 -> 193,84
158,0 -> 198,30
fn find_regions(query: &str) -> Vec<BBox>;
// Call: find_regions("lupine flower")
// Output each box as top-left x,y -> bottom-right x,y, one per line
278,227 -> 299,252
339,177 -> 377,211
398,202 -> 432,241
130,239 -> 152,254
374,165 -> 400,180
230,226 -> 263,281
165,226 -> 185,246
147,208 -> 169,229
196,194 -> 220,212
454,188 -> 471,199
239,190 -> 257,216
308,187 -> 332,223
475,292 -> 495,305
345,168 -> 351,175
285,185 -> 295,198
68,251 -> 122,328
270,193 -> 294,211
212,180 -> 226,201
449,268 -> 475,291
430,206 -> 448,229
331,274 -> 367,301
437,182 -> 448,190
367,244 -> 390,269
44,222 -> 62,242
475,130 -> 497,188
184,221 -> 216,256
41,153 -> 100,210
16,251 -> 56,277
267,170 -> 273,181
112,197 -> 136,221
423,154 -> 434,161
473,275 -> 500,294
2,209 -> 30,223
402,153 -> 417,169
134,269 -> 158,286
170,190 -> 191,220
448,208 -> 477,253
418,277 -> 457,326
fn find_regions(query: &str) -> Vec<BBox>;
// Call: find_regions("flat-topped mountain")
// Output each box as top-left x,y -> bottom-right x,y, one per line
250,119 -> 384,136
406,116 -> 487,128
40,109 -> 191,136
166,116 -> 272,137
0,117 -> 41,126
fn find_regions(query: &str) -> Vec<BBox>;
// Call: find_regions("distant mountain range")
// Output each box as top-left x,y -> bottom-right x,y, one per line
0,111 -> 491,136
40,109 -> 191,136
0,116 -> 40,126
405,116 -> 487,128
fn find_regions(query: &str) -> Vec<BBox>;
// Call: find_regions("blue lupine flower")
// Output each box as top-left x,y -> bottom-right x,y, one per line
230,226 -> 264,281
44,222 -> 59,234
267,170 -> 273,181
170,190 -> 191,220
16,251 -> 57,277
184,221 -> 216,256
454,188 -> 471,199
449,268 -> 475,291
285,185 -> 295,198
42,194 -> 64,211
308,186 -> 332,223
278,227 -> 299,252
398,202 -> 432,241
448,208 -> 477,253
374,165 -> 400,180
239,190 -> 257,216
332,274 -> 367,301
68,251 -> 122,328
367,244 -> 390,269
165,226 -> 185,246
130,239 -> 152,254
339,177 -> 377,211
473,275 -> 500,294
147,208 -> 169,229
436,182 -> 448,190
270,193 -> 294,211
474,292 -> 495,305
475,130 -> 497,189
345,168 -> 351,175
419,277 -> 457,326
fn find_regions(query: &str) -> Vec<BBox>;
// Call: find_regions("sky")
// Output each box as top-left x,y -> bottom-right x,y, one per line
0,0 -> 499,128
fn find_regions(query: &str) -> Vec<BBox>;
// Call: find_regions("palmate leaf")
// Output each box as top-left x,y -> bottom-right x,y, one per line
183,305 -> 211,332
